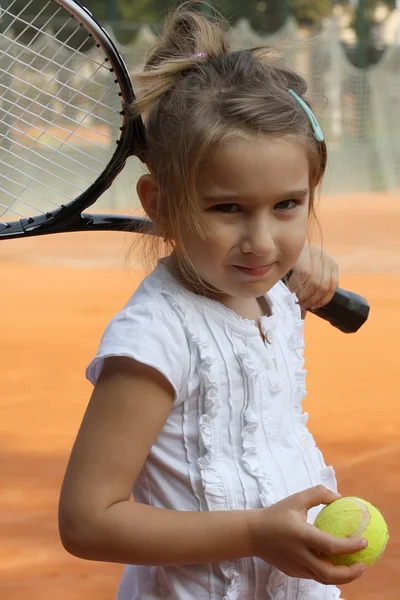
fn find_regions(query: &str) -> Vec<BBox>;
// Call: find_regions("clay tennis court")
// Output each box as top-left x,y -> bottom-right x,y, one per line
1,192 -> 399,600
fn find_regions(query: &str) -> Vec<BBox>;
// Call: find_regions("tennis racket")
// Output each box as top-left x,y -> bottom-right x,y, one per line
0,0 -> 370,333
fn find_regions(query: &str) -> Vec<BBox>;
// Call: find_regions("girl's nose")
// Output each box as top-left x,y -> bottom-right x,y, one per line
240,221 -> 276,257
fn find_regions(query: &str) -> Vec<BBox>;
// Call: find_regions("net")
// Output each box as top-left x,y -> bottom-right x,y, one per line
308,17 -> 400,194
228,16 -> 400,194
113,14 -> 400,197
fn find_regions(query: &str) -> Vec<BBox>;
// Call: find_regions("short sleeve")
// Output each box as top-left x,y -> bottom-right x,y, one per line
86,303 -> 189,404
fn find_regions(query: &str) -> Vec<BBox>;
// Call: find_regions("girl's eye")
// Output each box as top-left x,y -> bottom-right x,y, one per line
212,204 -> 240,213
275,199 -> 300,211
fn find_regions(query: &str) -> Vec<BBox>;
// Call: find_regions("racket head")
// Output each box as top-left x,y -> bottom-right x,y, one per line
0,0 -> 148,239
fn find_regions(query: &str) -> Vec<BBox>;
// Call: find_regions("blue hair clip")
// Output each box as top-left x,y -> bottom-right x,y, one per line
288,89 -> 325,143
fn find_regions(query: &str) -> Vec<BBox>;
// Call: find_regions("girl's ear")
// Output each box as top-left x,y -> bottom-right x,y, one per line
136,174 -> 160,222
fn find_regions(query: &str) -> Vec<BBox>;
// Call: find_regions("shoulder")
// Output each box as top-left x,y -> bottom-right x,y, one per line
118,261 -> 192,330
86,264 -> 190,401
97,267 -> 187,347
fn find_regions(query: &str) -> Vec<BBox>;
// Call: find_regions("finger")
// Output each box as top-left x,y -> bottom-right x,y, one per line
287,271 -> 311,296
308,290 -> 336,311
308,274 -> 339,310
297,274 -> 332,310
330,262 -> 339,288
294,485 -> 341,512
301,289 -> 329,311
307,553 -> 366,586
304,523 -> 368,556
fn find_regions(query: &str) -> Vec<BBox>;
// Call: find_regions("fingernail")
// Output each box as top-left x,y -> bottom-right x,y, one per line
357,569 -> 366,579
360,539 -> 368,549
356,565 -> 367,578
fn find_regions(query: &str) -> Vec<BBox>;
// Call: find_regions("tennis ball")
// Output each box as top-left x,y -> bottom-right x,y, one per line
314,496 -> 389,567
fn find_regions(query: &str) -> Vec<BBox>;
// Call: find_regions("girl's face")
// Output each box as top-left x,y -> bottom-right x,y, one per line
179,136 -> 311,302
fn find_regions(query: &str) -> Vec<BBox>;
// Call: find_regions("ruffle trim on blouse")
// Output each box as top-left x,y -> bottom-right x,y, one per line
259,313 -> 282,393
178,314 -> 228,511
194,334 -> 228,512
220,563 -> 241,600
163,288 -> 236,508
185,323 -> 242,598
163,290 -> 242,598
282,291 -> 309,433
295,578 -> 313,600
265,569 -> 286,600
237,344 -> 277,508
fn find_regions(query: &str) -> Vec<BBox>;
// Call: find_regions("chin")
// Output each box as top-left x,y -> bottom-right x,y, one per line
230,281 -> 275,299
208,271 -> 280,299
245,273 -> 280,288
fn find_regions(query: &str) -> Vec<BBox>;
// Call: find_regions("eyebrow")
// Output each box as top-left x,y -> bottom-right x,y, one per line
203,189 -> 309,202
277,189 -> 309,200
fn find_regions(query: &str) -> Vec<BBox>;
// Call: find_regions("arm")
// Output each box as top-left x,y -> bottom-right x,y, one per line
59,356 -> 253,566
59,356 -> 367,583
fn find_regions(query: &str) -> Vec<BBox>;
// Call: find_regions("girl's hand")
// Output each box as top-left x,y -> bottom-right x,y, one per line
249,486 -> 367,585
288,246 -> 339,311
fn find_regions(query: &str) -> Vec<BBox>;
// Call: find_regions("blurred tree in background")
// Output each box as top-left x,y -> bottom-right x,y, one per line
112,0 -> 334,32
5,0 -> 398,43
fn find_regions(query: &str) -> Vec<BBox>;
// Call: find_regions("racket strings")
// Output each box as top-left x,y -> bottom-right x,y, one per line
2,31 -> 121,118
1,99 -> 106,178
1,0 -> 124,223
0,62 -> 113,204
1,66 -> 119,152
0,184 -> 59,219
3,2 -> 107,69
1,6 -> 119,148
1,145 -> 85,205
0,200 -> 32,221
1,165 -> 72,206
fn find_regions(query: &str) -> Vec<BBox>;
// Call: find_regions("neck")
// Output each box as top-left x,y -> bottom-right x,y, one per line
164,254 -> 272,320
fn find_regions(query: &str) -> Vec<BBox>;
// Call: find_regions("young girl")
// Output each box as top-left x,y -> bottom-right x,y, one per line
58,6 -> 367,599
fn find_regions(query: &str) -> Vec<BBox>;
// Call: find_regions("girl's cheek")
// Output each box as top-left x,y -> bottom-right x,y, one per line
204,224 -> 234,248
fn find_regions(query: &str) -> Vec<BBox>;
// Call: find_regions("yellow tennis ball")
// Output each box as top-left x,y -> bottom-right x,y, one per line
314,496 -> 389,567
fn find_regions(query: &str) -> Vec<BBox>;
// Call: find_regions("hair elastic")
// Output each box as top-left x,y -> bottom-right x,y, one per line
192,52 -> 208,59
288,89 -> 325,142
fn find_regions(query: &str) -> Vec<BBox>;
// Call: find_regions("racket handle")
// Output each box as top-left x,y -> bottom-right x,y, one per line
310,288 -> 370,333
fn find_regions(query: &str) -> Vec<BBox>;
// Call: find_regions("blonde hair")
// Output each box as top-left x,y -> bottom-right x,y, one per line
131,2 -> 326,289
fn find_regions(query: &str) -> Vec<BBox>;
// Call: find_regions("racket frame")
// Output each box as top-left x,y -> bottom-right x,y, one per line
0,0 -> 147,239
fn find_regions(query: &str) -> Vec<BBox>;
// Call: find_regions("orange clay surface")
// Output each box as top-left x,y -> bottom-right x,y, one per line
1,193 -> 399,600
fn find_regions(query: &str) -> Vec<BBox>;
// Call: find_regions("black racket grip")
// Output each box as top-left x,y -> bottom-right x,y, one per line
310,288 -> 370,333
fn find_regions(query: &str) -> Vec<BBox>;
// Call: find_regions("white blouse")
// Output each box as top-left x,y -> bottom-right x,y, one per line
87,261 -> 342,600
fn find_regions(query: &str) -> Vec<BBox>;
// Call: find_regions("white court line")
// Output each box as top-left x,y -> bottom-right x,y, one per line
335,442 -> 400,471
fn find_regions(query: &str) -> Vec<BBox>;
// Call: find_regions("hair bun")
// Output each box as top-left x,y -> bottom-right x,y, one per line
146,4 -> 229,68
